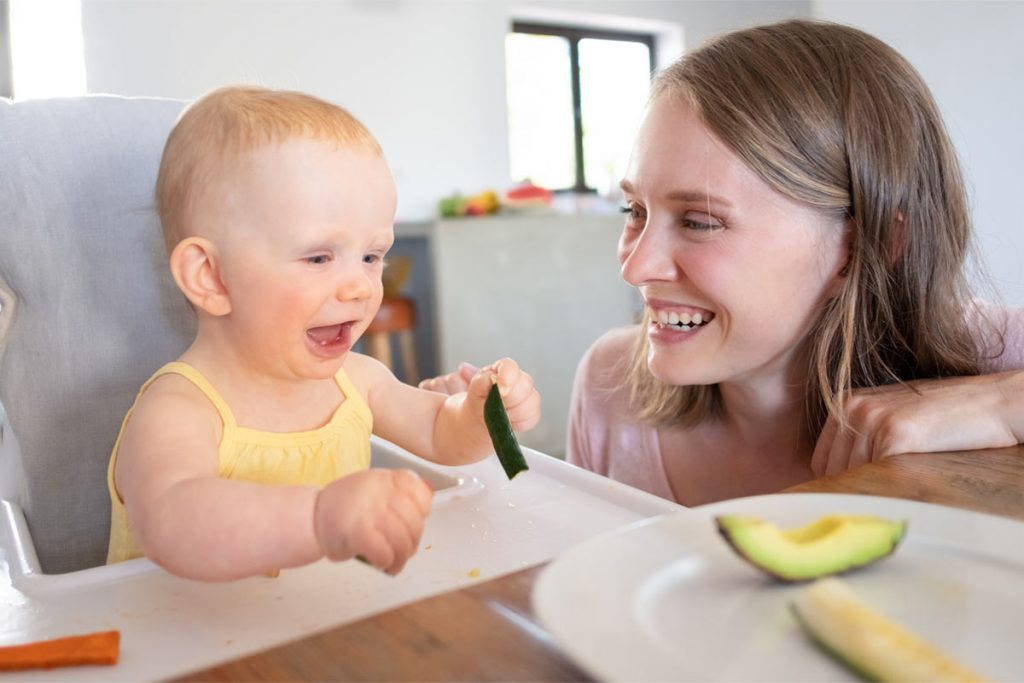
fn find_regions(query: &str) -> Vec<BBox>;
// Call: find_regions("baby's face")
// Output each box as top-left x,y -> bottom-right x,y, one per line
207,136 -> 397,380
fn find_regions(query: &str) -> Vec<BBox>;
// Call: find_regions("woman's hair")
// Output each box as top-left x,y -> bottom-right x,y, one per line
155,85 -> 382,254
629,19 -> 986,432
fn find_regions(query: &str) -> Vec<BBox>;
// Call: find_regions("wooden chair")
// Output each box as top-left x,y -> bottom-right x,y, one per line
366,255 -> 419,384
366,297 -> 418,384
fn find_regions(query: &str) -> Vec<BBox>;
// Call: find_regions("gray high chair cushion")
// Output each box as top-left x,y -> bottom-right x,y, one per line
0,95 -> 195,573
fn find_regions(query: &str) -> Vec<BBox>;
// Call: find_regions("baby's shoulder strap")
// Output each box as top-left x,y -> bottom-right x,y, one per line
146,361 -> 238,430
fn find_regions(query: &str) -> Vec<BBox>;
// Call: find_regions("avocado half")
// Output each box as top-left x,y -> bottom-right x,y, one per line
716,514 -> 907,582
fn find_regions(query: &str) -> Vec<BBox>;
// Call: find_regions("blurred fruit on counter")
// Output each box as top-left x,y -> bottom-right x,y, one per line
501,181 -> 553,210
438,193 -> 465,218
437,182 -> 553,218
464,189 -> 501,216
438,189 -> 500,218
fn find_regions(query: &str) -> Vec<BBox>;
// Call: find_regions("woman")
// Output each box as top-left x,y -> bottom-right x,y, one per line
426,19 -> 1024,505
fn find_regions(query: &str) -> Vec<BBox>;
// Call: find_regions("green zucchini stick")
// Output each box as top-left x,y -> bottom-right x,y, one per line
483,382 -> 529,479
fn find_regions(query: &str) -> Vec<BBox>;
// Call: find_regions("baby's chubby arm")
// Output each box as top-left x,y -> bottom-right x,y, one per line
114,375 -> 432,581
346,354 -> 541,465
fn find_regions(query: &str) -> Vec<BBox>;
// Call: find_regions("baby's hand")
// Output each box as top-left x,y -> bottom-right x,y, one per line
313,468 -> 433,575
418,362 -> 477,395
467,358 -> 541,432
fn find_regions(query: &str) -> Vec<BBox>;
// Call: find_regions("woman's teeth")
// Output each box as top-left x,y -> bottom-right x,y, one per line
652,309 -> 710,330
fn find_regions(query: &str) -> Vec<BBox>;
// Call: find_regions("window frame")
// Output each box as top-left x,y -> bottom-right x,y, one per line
510,21 -> 656,193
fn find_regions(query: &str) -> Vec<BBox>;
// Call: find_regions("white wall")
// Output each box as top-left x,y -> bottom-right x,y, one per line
814,0 -> 1024,305
78,1 -> 1024,303
80,0 -> 810,221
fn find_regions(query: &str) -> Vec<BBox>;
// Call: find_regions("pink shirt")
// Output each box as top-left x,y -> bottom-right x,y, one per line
566,302 -> 1024,503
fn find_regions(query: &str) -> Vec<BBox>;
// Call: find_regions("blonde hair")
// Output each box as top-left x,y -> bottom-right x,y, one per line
629,20 -> 985,433
155,85 -> 382,254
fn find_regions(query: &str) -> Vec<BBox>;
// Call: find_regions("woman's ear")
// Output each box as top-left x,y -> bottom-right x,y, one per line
826,219 -> 853,299
889,212 -> 907,265
169,237 -> 231,316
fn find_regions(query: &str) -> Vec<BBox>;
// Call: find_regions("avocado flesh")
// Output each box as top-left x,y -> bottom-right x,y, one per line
792,577 -> 987,682
716,514 -> 907,582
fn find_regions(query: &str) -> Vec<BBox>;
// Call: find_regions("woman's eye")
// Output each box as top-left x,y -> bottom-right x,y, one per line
682,212 -> 723,232
619,203 -> 646,226
305,254 -> 331,265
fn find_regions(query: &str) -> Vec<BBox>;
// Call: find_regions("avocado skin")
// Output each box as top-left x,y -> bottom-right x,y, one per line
715,515 -> 907,582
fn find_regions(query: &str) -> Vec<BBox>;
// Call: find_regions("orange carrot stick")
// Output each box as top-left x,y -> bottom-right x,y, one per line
0,630 -> 120,670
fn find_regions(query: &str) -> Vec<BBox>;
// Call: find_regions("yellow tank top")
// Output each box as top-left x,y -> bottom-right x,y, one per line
106,361 -> 373,564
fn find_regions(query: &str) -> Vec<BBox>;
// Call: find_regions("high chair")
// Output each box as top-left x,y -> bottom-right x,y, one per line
0,95 -> 194,574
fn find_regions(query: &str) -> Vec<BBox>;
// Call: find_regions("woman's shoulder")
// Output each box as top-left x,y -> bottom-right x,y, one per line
578,325 -> 638,375
968,299 -> 1024,372
574,325 -> 640,408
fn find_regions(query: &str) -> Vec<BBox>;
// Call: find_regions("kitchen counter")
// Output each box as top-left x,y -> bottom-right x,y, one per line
387,212 -> 638,457
430,213 -> 639,456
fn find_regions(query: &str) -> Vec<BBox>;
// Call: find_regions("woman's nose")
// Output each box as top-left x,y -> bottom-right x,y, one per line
619,220 -> 678,286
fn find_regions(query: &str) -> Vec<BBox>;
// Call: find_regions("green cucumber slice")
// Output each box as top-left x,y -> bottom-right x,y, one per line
484,383 -> 529,480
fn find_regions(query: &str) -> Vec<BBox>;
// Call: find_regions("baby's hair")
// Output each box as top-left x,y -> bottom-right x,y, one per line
155,85 -> 382,254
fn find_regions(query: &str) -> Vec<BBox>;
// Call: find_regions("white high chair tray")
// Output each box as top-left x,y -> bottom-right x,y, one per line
0,437 -> 680,681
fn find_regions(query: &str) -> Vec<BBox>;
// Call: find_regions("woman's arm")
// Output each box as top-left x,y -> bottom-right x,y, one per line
810,371 -> 1024,476
811,301 -> 1024,476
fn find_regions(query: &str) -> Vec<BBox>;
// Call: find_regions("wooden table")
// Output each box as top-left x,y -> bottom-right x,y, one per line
178,446 -> 1024,682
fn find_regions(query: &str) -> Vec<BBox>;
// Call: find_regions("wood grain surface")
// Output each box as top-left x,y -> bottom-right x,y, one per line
177,564 -> 587,682
784,447 -> 1024,521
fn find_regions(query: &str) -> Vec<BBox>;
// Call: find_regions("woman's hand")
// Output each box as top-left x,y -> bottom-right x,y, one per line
810,371 -> 1024,477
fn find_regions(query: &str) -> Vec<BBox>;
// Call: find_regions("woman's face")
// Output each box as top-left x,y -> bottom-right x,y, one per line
618,94 -> 847,391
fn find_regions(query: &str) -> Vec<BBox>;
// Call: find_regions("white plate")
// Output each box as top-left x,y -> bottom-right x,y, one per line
533,493 -> 1024,682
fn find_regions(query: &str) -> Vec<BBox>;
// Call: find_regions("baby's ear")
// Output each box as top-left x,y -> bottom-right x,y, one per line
169,237 -> 231,316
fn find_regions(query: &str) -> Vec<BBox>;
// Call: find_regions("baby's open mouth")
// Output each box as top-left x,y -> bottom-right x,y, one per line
306,322 -> 352,347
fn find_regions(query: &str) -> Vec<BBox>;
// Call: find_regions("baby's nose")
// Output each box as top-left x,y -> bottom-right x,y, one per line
336,269 -> 373,300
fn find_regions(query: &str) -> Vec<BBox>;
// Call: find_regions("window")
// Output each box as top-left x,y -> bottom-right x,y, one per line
505,22 -> 655,195
9,0 -> 86,100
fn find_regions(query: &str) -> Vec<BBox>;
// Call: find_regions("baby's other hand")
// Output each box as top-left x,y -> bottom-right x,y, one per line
418,362 -> 477,395
467,358 -> 541,432
313,468 -> 433,575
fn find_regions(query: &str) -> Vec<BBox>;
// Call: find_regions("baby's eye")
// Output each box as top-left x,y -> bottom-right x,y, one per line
305,254 -> 332,265
363,254 -> 385,266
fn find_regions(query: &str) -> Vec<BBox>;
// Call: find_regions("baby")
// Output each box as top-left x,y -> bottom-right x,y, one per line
106,86 -> 540,581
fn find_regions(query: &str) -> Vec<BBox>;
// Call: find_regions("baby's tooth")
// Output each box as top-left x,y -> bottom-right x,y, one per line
668,312 -> 680,326
692,313 -> 703,325
680,313 -> 692,325
657,310 -> 670,325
